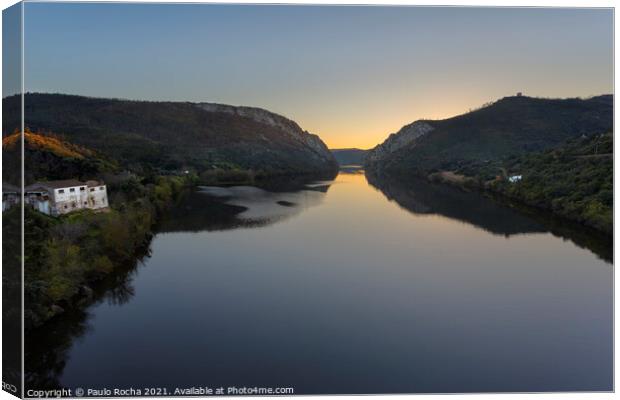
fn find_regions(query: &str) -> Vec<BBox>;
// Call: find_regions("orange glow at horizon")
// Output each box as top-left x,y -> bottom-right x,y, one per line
296,95 -> 502,150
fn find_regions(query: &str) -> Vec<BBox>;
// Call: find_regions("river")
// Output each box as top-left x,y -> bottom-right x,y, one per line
26,169 -> 612,394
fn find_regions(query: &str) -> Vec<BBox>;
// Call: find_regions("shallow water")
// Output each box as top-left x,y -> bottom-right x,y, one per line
29,170 -> 612,394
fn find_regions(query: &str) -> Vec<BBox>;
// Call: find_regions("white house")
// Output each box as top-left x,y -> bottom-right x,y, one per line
25,179 -> 109,216
508,175 -> 523,183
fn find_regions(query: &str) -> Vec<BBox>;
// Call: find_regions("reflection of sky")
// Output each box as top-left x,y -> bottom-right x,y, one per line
14,4 -> 613,148
198,185 -> 327,221
59,171 -> 611,392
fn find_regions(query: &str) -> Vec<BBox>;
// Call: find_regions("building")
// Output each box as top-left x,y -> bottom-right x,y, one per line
508,175 -> 522,183
2,183 -> 20,212
24,179 -> 109,216
24,185 -> 50,214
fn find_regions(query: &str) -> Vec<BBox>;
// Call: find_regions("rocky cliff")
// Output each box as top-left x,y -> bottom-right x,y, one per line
195,102 -> 333,165
366,121 -> 434,165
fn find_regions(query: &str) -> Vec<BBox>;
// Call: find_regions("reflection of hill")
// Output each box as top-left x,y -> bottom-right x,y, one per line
157,180 -> 332,234
366,170 -> 612,262
25,247 -> 148,390
366,170 -> 545,236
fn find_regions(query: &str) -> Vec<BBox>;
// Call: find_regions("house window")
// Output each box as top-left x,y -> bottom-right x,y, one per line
100,187 -> 104,191
64,205 -> 68,209
58,189 -> 65,194
80,187 -> 85,191
84,202 -> 88,205
70,188 -> 75,193
90,188 -> 95,192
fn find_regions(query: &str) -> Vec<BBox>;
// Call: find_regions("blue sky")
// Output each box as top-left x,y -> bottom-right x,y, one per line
7,3 -> 615,148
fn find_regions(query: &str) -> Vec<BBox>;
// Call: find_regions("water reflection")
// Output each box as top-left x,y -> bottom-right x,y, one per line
158,181 -> 332,233
25,249 -> 146,390
366,170 -> 613,263
25,170 -> 612,394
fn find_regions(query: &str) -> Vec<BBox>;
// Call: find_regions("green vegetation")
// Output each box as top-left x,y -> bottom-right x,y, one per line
368,95 -> 612,174
367,95 -> 613,235
1,118 -> 336,329
487,134 -> 613,234
3,93 -> 337,177
20,174 -> 189,328
3,130 -> 118,185
426,134 -> 613,234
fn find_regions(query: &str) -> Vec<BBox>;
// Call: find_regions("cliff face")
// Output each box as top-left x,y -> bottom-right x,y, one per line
366,121 -> 434,165
195,102 -> 334,165
366,95 -> 613,174
3,93 -> 338,175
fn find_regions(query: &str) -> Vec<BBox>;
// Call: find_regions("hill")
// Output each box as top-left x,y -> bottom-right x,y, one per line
2,93 -> 338,177
485,133 -> 613,234
366,95 -> 613,174
331,148 -> 368,165
3,130 -> 118,185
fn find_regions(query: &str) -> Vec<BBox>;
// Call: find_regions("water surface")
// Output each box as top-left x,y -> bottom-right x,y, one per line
28,171 -> 612,394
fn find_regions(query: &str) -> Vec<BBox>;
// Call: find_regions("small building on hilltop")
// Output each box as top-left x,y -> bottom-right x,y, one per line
25,179 -> 109,216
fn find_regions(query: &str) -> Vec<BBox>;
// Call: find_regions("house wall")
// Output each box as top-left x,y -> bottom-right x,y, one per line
32,199 -> 50,214
26,183 -> 109,216
87,185 -> 109,209
51,185 -> 89,215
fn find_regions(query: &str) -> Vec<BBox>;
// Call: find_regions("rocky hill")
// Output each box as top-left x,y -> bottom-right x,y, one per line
2,93 -> 337,176
366,95 -> 613,174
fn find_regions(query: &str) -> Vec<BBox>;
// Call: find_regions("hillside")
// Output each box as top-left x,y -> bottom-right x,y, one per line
3,130 -> 117,185
3,93 -> 338,177
366,95 -> 613,174
331,148 -> 368,165
486,133 -> 613,234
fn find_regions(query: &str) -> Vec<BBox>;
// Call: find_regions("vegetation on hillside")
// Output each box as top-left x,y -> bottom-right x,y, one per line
366,95 -> 613,234
3,129 -> 118,185
487,133 -> 613,234
2,130 -> 194,328
17,174 -> 189,328
427,133 -> 613,234
368,95 -> 613,174
3,93 -> 338,178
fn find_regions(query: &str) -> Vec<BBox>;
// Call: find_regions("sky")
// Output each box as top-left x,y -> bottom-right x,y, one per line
6,3 -> 615,149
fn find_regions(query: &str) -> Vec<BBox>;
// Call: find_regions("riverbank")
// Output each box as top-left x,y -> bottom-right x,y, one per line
199,167 -> 338,186
374,134 -> 613,236
427,166 -> 612,236
19,175 -> 192,329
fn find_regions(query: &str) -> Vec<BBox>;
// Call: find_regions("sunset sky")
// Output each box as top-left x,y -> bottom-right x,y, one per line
11,4 -> 615,149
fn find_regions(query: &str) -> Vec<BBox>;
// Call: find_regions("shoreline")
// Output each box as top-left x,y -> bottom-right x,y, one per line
366,167 -> 613,238
428,172 -> 613,237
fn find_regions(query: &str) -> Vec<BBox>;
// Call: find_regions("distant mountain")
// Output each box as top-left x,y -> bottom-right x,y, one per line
2,93 -> 338,176
3,130 -> 117,185
366,95 -> 613,174
330,148 -> 368,165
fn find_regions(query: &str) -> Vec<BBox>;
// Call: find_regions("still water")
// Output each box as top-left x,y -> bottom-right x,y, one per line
30,170 -> 612,393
